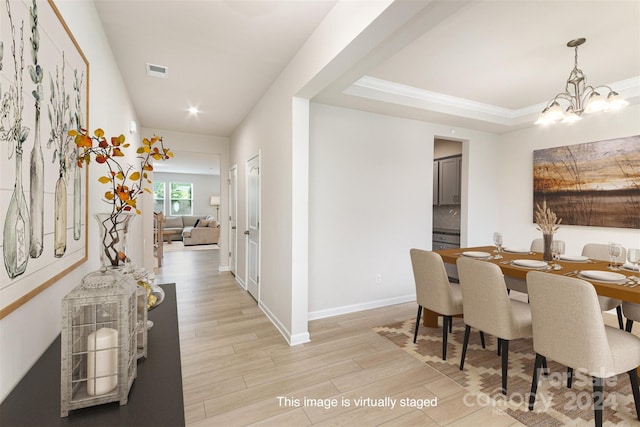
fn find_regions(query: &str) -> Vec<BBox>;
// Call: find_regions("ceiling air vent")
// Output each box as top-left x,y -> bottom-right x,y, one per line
146,63 -> 168,79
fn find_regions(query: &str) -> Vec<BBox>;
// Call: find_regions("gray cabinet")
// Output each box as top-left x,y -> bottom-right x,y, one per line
434,155 -> 461,205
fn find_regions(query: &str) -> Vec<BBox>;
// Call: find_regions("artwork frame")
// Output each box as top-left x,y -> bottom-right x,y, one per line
533,135 -> 640,230
0,0 -> 89,319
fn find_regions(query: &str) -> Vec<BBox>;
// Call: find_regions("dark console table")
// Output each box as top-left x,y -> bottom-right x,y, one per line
0,283 -> 185,427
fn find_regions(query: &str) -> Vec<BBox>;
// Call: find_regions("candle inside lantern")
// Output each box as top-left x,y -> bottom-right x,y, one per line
87,327 -> 118,396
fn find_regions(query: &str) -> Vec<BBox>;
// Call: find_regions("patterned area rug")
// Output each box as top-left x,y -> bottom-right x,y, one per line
374,317 -> 640,426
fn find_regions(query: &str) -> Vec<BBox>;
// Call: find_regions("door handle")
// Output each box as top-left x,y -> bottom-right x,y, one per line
232,226 -> 236,230
244,230 -> 250,235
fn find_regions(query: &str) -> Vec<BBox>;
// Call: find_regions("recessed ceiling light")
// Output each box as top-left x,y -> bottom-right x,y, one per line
188,107 -> 199,115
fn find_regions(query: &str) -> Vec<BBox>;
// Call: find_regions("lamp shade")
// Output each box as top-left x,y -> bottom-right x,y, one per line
210,196 -> 221,206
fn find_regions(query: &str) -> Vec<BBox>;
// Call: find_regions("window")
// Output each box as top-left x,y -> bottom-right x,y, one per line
170,182 -> 193,215
153,181 -> 165,214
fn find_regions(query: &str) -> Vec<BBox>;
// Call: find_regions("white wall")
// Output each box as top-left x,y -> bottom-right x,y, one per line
307,103 -> 501,318
496,105 -> 640,254
308,104 -> 432,316
1,0 -> 140,402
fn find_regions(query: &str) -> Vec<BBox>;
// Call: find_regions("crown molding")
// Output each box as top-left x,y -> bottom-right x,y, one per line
344,75 -> 640,127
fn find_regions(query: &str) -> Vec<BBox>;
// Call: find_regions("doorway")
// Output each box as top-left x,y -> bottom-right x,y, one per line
246,154 -> 260,300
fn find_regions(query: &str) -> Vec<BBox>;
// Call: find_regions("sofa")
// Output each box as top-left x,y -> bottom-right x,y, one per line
161,215 -> 220,246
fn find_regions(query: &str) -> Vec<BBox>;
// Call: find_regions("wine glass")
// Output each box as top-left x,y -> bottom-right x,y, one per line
628,248 -> 640,282
609,243 -> 622,271
608,242 -> 619,270
493,232 -> 503,259
551,240 -> 565,269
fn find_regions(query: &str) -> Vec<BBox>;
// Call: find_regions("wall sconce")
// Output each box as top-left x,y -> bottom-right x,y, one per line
210,195 -> 221,220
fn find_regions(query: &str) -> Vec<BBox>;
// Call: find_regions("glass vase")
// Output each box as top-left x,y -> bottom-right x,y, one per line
73,155 -> 82,241
29,110 -> 44,258
54,174 -> 67,258
3,148 -> 31,278
95,212 -> 135,270
542,233 -> 553,262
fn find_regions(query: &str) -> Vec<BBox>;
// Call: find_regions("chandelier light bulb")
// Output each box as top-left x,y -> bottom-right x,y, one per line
585,91 -> 607,113
561,107 -> 582,124
546,102 -> 565,121
605,91 -> 630,111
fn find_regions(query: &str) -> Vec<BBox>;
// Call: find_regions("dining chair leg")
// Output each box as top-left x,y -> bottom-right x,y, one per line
567,367 -> 573,388
459,325 -> 471,370
497,338 -> 502,356
501,339 -> 509,395
442,316 -> 450,360
628,369 -> 640,420
592,376 -> 604,427
528,353 -> 545,410
542,357 -> 548,376
413,305 -> 422,344
626,319 -> 635,333
616,306 -> 624,330
479,331 -> 486,349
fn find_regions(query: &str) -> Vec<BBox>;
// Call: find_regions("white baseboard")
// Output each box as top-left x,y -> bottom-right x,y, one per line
259,302 -> 309,346
308,294 -> 416,321
218,265 -> 230,272
290,331 -> 310,346
235,275 -> 246,290
259,302 -> 291,344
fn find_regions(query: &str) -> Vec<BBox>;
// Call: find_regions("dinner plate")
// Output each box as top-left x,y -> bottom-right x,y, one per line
512,259 -> 548,268
622,262 -> 640,272
503,248 -> 529,254
559,255 -> 589,263
462,251 -> 491,259
578,270 -> 626,282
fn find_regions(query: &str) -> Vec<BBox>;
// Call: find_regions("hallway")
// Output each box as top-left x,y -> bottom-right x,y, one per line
154,249 -> 525,426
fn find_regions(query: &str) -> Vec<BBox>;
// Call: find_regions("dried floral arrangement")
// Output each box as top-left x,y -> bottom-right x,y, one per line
535,200 -> 562,234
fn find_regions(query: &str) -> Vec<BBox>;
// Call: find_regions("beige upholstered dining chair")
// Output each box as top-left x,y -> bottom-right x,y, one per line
582,243 -> 626,329
529,238 -> 546,253
410,249 -> 465,361
456,256 -> 533,394
622,302 -> 640,332
527,271 -> 640,427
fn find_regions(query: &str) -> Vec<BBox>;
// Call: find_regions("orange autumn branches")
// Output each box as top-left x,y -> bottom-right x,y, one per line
69,128 -> 173,215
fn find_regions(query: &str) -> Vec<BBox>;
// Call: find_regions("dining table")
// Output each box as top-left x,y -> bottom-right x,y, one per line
423,245 -> 640,328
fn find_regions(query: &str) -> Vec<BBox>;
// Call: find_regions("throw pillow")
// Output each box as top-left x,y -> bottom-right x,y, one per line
198,219 -> 211,227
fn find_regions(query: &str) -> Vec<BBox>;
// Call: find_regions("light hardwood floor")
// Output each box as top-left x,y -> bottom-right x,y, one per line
153,248 -> 527,427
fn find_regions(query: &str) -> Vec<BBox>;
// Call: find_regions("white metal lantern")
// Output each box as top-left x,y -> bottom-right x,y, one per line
60,268 -> 138,417
136,285 -> 148,360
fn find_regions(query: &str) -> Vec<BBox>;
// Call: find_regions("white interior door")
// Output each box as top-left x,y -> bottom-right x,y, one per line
228,166 -> 237,277
246,155 -> 260,300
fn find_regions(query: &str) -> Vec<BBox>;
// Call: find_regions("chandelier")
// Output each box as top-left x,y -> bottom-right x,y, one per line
536,38 -> 628,125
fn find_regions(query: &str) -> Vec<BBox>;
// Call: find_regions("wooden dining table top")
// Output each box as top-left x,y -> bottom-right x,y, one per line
435,246 -> 640,304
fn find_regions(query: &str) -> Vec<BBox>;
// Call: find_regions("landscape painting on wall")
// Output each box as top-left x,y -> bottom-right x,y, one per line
0,0 -> 88,318
533,135 -> 640,229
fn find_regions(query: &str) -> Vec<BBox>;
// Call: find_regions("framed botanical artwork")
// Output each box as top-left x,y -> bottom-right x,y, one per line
533,135 -> 640,229
0,0 -> 89,318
